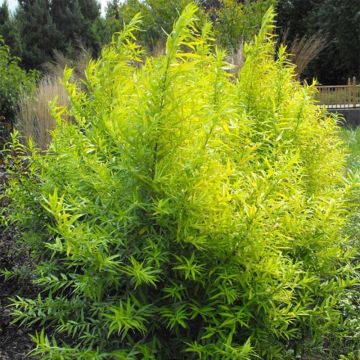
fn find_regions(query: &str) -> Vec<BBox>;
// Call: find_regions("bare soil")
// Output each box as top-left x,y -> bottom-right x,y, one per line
0,277 -> 35,359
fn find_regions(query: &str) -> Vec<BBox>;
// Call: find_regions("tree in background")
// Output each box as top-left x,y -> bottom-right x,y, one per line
16,0 -> 101,70
97,0 -> 149,46
50,0 -> 101,59
101,0 -> 201,50
101,0 -> 275,52
213,0 -> 277,50
0,0 -> 22,57
105,0 -> 121,19
16,0 -> 63,69
276,0 -> 360,84
312,0 -> 360,84
0,0 -> 358,83
145,0 -> 202,47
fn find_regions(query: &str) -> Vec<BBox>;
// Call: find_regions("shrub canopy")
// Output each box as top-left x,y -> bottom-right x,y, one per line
4,5 -> 358,359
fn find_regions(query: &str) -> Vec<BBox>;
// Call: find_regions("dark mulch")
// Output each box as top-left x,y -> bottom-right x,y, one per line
0,282 -> 35,359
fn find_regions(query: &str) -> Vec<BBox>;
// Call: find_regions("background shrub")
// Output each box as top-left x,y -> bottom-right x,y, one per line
0,37 -> 37,147
2,5 -> 358,359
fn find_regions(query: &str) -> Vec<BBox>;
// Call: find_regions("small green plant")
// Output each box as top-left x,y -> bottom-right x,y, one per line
16,76 -> 70,150
2,5 -> 358,359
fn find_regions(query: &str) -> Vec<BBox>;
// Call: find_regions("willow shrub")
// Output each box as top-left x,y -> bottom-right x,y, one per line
3,5 -> 358,359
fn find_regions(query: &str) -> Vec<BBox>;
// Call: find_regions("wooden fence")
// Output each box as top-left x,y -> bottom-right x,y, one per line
316,77 -> 360,108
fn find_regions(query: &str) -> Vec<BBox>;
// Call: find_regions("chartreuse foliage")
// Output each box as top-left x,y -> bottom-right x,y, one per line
3,4 -> 358,359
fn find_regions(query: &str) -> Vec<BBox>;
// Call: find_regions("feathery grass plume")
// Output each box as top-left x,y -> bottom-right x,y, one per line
2,4 -> 359,359
227,39 -> 245,74
16,76 -> 69,149
286,32 -> 328,79
42,49 -> 90,82
16,50 -> 90,149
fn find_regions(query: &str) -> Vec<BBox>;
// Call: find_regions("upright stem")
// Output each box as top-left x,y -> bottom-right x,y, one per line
151,57 -> 171,180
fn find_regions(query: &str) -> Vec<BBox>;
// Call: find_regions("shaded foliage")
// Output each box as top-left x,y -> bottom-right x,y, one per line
214,0 -> 277,49
276,0 -> 360,84
100,0 -> 276,52
16,0 -> 63,69
0,38 -> 37,146
15,0 -> 101,69
0,1 -> 22,57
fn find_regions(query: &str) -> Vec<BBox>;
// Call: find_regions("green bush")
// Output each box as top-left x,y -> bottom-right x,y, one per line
214,0 -> 276,50
3,5 -> 358,359
100,0 -> 206,51
0,37 -> 37,146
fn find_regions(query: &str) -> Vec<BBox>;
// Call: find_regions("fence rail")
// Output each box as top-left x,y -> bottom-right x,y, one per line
316,77 -> 360,108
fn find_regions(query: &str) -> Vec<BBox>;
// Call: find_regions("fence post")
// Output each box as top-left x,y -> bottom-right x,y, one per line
352,77 -> 357,107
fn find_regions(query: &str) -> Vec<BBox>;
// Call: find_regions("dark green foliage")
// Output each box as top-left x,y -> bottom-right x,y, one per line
15,0 -> 101,69
2,5 -> 359,359
16,0 -> 63,69
312,0 -> 360,84
105,0 -> 121,19
0,1 -> 22,57
102,0 -> 201,50
50,0 -> 101,57
101,0 -> 276,51
276,0 -> 360,84
0,0 -> 357,85
97,0 -> 148,47
0,38 -> 37,146
214,0 -> 277,49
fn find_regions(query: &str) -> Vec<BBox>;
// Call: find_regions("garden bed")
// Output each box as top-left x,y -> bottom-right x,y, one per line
0,164 -> 37,359
0,274 -> 35,360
